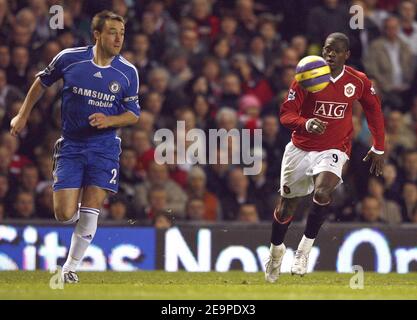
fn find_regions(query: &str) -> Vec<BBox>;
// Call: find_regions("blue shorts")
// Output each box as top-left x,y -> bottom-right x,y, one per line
52,136 -> 122,193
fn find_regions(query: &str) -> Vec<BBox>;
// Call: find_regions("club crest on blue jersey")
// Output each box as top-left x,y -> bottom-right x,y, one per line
109,81 -> 121,93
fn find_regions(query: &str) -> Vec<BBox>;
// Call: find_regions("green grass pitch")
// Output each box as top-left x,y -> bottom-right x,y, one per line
0,271 -> 416,300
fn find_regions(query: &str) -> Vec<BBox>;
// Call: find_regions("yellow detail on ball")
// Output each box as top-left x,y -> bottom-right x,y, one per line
295,56 -> 331,93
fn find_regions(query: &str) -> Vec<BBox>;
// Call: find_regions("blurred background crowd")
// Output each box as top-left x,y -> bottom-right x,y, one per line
0,0 -> 417,226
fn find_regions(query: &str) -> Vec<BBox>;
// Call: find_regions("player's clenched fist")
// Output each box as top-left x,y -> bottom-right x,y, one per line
10,114 -> 28,137
306,118 -> 328,135
89,113 -> 112,129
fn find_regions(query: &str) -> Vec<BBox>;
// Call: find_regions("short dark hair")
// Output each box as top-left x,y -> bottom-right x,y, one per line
91,10 -> 125,34
326,32 -> 350,51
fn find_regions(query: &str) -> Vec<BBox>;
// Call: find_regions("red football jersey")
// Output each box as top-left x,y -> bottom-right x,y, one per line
280,65 -> 385,156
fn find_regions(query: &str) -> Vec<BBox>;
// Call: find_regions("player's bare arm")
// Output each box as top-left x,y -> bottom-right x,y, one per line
10,77 -> 45,136
89,111 -> 139,129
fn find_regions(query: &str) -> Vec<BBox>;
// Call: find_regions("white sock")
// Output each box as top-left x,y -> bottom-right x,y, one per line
297,235 -> 315,254
270,243 -> 285,257
63,207 -> 99,272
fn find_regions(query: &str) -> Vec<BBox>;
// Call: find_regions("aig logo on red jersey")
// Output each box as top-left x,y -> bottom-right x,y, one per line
314,101 -> 348,119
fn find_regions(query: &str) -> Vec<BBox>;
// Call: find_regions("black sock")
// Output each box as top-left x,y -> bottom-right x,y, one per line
304,202 -> 329,239
270,215 -> 293,246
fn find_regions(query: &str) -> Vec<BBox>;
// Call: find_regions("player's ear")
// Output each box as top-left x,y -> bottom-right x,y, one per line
93,30 -> 100,42
345,50 -> 351,60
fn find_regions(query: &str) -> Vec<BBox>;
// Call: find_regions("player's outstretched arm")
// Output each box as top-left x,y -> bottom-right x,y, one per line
363,150 -> 384,176
10,77 -> 45,136
89,111 -> 139,129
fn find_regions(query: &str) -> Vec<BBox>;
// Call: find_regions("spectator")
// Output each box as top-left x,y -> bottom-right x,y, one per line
358,195 -> 385,223
386,111 -> 416,151
306,0 -> 351,55
233,54 -> 274,105
220,167 -> 259,220
289,35 -> 308,60
140,11 -> 166,61
13,190 -> 36,219
165,48 -> 193,92
382,162 -> 402,202
131,128 -> 155,178
192,94 -> 216,132
249,148 -> 276,220
145,0 -> 179,49
10,24 -> 33,48
19,164 -> 40,195
218,72 -> 242,110
133,161 -> 187,219
0,172 -> 9,200
0,45 -> 10,69
189,0 -> 220,46
134,110 -> 156,138
346,115 -> 375,197
218,14 -> 243,53
140,185 -> 168,221
130,33 -> 158,77
364,16 -> 414,110
235,0 -> 258,41
0,69 -> 24,118
186,197 -> 206,221
178,28 -> 205,70
0,200 -> 4,221
398,149 -> 417,185
400,182 -> 417,222
238,203 -> 259,223
201,57 -> 223,99
238,94 -> 262,134
216,107 -> 239,131
247,35 -> 268,74
363,0 -> 389,30
261,114 -> 285,180
205,146 -> 233,197
7,46 -> 30,87
398,0 -> 417,59
36,183 -> 53,219
119,147 -> 142,201
186,166 -> 219,221
212,37 -> 231,72
259,15 -> 283,62
367,176 -> 402,224
108,195 -> 130,222
143,91 -> 170,129
0,145 -> 12,176
411,205 -> 417,223
0,131 -> 32,176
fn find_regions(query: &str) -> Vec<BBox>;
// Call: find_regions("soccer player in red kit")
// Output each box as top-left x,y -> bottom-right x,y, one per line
265,33 -> 385,282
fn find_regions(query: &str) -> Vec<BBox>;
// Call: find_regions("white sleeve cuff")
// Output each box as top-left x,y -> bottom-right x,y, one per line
371,146 -> 384,154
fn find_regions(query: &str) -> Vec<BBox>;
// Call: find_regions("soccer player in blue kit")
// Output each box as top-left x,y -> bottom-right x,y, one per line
10,11 -> 140,283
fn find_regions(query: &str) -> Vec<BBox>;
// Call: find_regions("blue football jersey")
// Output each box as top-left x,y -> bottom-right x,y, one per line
37,45 -> 140,141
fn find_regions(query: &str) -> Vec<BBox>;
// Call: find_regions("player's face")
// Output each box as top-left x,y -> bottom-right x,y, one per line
99,20 -> 125,56
322,38 -> 350,73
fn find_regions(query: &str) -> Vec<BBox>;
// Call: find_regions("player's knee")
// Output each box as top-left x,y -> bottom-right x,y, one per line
313,188 -> 331,205
54,206 -> 77,222
274,198 -> 295,223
